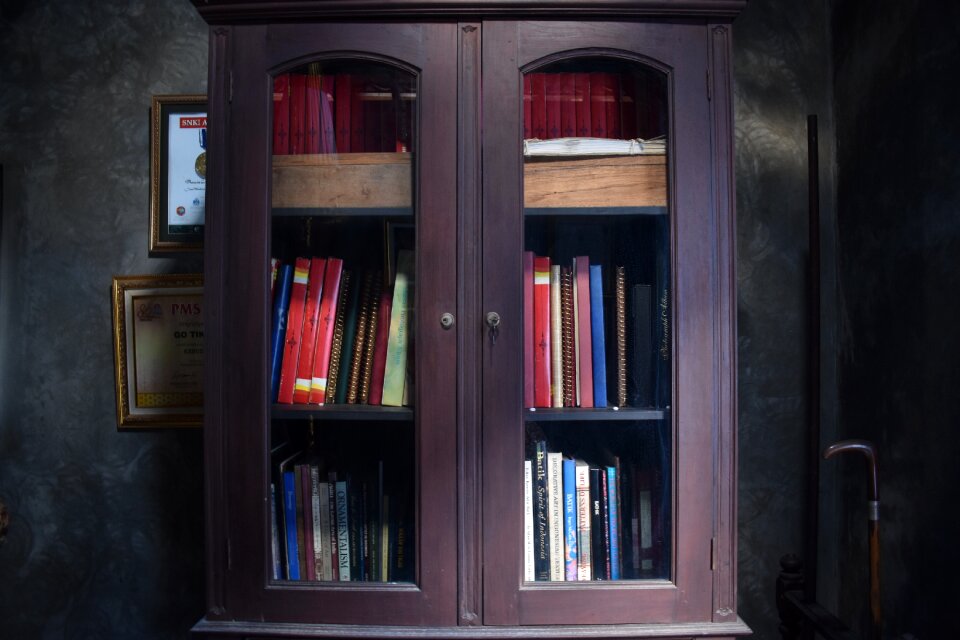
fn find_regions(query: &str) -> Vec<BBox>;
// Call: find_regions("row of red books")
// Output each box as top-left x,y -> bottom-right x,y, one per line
273,70 -> 415,156
270,253 -> 414,407
523,71 -> 662,141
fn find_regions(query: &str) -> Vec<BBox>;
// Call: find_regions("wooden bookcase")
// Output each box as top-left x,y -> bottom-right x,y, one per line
192,2 -> 747,638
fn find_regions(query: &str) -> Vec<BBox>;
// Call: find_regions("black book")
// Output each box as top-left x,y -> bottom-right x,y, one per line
654,215 -> 671,408
589,467 -> 608,580
533,440 -> 551,581
628,283 -> 654,407
348,477 -> 363,581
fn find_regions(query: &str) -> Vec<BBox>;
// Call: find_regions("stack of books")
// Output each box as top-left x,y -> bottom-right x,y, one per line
522,71 -> 663,143
271,450 -> 412,583
524,441 -> 660,582
270,250 -> 414,408
273,68 -> 415,156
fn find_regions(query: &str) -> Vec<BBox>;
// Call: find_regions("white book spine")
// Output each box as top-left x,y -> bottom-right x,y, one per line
575,461 -> 592,581
547,452 -> 564,581
335,480 -> 351,581
524,460 -> 535,582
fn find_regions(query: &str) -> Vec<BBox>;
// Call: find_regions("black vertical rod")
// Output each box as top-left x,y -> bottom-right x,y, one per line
804,114 -> 821,610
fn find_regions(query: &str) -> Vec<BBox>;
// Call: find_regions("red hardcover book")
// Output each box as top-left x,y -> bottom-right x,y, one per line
367,285 -> 393,406
304,71 -> 322,154
350,77 -> 365,152
289,73 -> 307,154
273,74 -> 291,155
530,73 -> 547,139
308,257 -> 344,404
293,258 -> 327,404
620,73 -> 638,140
364,87 -> 382,153
321,75 -> 336,154
574,256 -> 594,408
574,73 -> 591,137
523,74 -> 532,139
605,73 -> 622,139
545,74 -> 561,139
589,71 -> 607,138
277,258 -> 311,404
523,251 -> 534,409
533,256 -> 552,408
559,73 -> 576,138
335,74 -> 351,153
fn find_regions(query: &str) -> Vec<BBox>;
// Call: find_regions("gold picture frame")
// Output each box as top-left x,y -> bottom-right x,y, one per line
150,94 -> 207,253
112,274 -> 204,429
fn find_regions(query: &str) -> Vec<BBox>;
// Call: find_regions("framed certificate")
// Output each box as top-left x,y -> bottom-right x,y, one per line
112,274 -> 204,428
150,95 -> 207,253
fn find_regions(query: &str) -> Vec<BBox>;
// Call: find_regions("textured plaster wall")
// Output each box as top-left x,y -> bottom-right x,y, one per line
0,1 -> 858,638
734,1 -> 838,637
833,0 -> 960,636
0,1 -> 208,637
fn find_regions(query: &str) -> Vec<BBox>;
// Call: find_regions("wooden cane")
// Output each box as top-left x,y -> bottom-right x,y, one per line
824,440 -> 880,640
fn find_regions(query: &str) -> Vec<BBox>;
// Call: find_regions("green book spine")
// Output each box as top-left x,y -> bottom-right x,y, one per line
382,251 -> 414,406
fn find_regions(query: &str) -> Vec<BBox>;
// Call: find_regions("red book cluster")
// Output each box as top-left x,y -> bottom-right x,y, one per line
523,71 -> 661,141
271,256 -> 411,408
524,253 -> 607,410
273,70 -> 415,155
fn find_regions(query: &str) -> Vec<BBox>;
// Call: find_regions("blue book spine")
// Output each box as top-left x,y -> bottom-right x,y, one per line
283,470 -> 301,580
606,466 -> 620,580
270,264 -> 294,402
562,458 -> 578,581
589,264 -> 608,407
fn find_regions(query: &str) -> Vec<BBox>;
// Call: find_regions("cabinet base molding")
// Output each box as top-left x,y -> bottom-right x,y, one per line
192,617 -> 751,639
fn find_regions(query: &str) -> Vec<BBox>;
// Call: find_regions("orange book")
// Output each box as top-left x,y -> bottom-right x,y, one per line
533,256 -> 552,407
574,256 -> 594,408
308,257 -> 344,404
277,258 -> 311,404
292,258 -> 327,404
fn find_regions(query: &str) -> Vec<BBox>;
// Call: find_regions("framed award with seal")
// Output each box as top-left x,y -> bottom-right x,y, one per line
150,95 -> 207,253
112,274 -> 204,428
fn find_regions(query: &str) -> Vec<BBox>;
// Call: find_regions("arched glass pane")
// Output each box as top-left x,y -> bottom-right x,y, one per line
522,57 -> 671,583
268,59 -> 417,585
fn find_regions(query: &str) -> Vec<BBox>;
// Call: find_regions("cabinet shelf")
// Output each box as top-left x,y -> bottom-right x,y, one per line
271,404 -> 414,421
524,407 -> 666,422
524,206 -> 667,216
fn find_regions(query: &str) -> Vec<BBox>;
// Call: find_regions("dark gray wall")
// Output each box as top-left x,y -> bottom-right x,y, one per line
833,1 -> 960,637
734,1 -> 839,637
0,1 -> 208,638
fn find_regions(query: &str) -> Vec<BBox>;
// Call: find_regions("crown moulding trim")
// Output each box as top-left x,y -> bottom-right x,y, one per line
189,0 -> 747,24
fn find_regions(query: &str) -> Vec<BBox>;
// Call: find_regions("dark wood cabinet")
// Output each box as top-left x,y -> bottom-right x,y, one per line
192,2 -> 747,638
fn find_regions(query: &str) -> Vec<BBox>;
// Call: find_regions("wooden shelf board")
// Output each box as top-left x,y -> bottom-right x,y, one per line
524,407 -> 667,422
272,405 -> 414,421
524,206 -> 667,216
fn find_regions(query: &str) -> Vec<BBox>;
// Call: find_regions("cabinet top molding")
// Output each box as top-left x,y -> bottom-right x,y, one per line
190,0 -> 746,23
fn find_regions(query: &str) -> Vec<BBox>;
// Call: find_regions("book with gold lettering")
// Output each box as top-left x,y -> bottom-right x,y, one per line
359,273 -> 382,404
615,266 -> 627,407
382,250 -> 414,406
347,272 -> 375,404
561,267 -> 576,408
273,74 -> 290,155
324,270 -> 351,404
549,265 -> 563,408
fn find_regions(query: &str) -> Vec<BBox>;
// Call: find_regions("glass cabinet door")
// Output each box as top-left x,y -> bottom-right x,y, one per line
482,21 -> 720,626
219,23 -> 458,626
